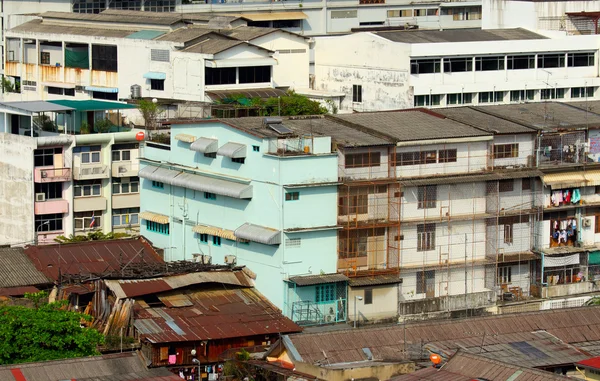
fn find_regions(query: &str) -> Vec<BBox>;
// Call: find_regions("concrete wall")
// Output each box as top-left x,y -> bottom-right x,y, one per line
294,360 -> 414,381
0,133 -> 36,245
349,284 -> 399,323
492,134 -> 535,169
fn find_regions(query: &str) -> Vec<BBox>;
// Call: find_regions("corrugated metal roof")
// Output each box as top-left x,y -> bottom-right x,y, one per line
543,171 -> 586,189
9,19 -> 138,38
399,169 -> 542,187
288,273 -> 349,286
140,211 -> 169,224
0,247 -> 51,288
134,287 -> 302,343
193,224 -> 237,241
0,286 -> 40,297
577,356 -> 600,369
41,10 -> 183,25
139,165 -> 253,199
23,237 -> 163,281
126,30 -> 166,40
235,12 -> 308,21
349,273 -> 402,287
217,142 -> 247,158
190,137 -> 218,153
183,38 -> 244,54
375,28 -> 547,44
434,107 -> 536,135
235,223 -> 281,245
0,101 -> 74,113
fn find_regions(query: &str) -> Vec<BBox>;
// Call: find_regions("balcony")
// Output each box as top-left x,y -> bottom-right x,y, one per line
541,281 -> 597,298
74,164 -> 110,180
34,199 -> 69,215
34,167 -> 72,183
112,193 -> 140,209
111,161 -> 139,178
73,196 -> 107,212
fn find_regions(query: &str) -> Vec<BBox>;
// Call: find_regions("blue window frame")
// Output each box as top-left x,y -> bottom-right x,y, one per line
316,284 -> 335,303
146,220 -> 169,235
285,192 -> 299,201
152,181 -> 164,189
198,233 -> 208,243
252,145 -> 260,152
204,192 -> 216,200
213,236 -> 221,246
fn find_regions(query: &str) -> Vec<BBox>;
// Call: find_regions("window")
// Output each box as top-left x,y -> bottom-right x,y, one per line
450,6 -> 481,20
75,211 -> 102,230
475,56 -> 505,71
499,179 -> 514,192
447,93 -> 473,105
285,237 -> 301,247
150,79 -> 165,91
416,270 -> 435,294
74,180 -> 101,197
252,145 -> 260,152
498,266 -> 512,283
74,145 -> 101,163
64,88 -> 75,97
572,87 -> 595,98
204,192 -> 216,200
567,52 -> 594,67
152,181 -> 164,189
48,86 -> 63,95
352,84 -> 362,103
34,147 -> 60,167
596,215 -> 600,234
522,178 -> 531,191
204,152 -> 217,158
541,88 -> 566,100
397,151 -> 437,166
315,284 -> 335,303
199,233 -> 208,243
364,289 -> 373,305
145,0 -> 176,12
91,45 -> 117,72
213,236 -> 221,246
112,147 -> 134,161
538,53 -> 565,68
151,49 -> 170,62
478,91 -> 504,103
510,90 -> 535,102
417,224 -> 436,251
331,10 -> 358,18
507,55 -> 535,70
205,67 -> 236,86
112,177 -> 139,194
439,149 -> 457,163
92,91 -> 118,101
112,207 -> 139,226
504,223 -> 514,244
272,20 -> 302,28
345,152 -> 381,168
146,220 -> 169,235
232,158 -> 245,164
35,183 -> 63,200
418,185 -> 437,209
387,9 -> 412,17
35,213 -> 63,232
443,57 -> 473,73
414,94 -> 441,106
494,143 -> 519,159
239,66 -> 271,84
285,192 -> 300,201
339,191 -> 368,215
411,59 -> 441,74
40,51 -> 50,65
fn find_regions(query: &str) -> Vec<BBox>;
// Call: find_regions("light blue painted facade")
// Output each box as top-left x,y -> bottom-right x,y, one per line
139,121 -> 339,311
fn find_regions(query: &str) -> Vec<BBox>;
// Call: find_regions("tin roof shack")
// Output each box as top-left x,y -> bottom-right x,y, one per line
102,271 -> 302,373
0,246 -> 51,298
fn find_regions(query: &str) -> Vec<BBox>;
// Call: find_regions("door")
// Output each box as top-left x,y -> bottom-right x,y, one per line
425,270 -> 435,298
11,114 -> 19,135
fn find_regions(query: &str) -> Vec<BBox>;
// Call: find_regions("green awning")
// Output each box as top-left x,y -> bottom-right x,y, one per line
589,251 -> 600,265
48,100 -> 136,111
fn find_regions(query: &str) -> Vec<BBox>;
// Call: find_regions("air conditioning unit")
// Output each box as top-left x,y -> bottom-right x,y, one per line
224,255 -> 237,265
118,166 -> 127,173
192,254 -> 212,264
35,193 -> 46,202
41,171 -> 48,178
583,218 -> 592,228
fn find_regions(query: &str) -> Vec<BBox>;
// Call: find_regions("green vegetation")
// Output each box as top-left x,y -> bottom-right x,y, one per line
94,118 -> 114,133
0,292 -> 103,365
54,231 -> 131,244
217,91 -> 327,117
138,99 -> 162,130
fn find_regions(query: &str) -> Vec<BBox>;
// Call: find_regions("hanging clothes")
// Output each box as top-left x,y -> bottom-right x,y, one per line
564,189 -> 571,203
559,230 -> 568,243
554,220 -> 559,230
560,220 -> 568,230
572,188 -> 581,204
556,191 -> 564,205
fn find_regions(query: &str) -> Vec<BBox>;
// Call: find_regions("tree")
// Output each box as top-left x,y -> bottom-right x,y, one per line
264,91 -> 327,116
585,297 -> 600,306
0,293 -> 103,365
138,99 -> 161,130
94,118 -> 113,133
54,231 -> 131,244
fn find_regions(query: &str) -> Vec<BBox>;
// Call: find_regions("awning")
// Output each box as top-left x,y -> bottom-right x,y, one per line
205,58 -> 277,68
143,71 -> 167,80
139,165 -> 253,199
238,11 -> 308,21
42,81 -> 76,89
192,225 -> 236,241
235,223 -> 280,245
544,253 -> 580,268
85,86 -> 119,93
543,172 -> 586,190
139,211 -> 169,224
49,99 -> 136,111
589,251 -> 600,266
191,137 -> 218,154
218,142 -> 246,159
584,170 -> 600,187
0,101 -> 75,113
288,273 -> 349,286
175,133 -> 196,143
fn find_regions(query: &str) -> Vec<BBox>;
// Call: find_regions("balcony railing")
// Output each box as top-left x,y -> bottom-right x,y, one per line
35,167 -> 72,183
74,165 -> 109,180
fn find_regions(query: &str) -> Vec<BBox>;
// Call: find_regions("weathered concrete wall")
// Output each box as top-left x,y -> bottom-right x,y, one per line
294,360 -> 414,381
398,290 -> 495,317
0,133 -> 35,245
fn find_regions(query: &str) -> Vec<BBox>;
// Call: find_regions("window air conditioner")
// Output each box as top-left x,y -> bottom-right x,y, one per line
583,218 -> 592,228
224,255 -> 237,265
35,193 -> 46,202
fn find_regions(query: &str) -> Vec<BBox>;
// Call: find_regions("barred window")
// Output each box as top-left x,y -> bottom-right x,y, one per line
417,224 -> 436,251
151,49 -> 170,62
418,185 -> 437,209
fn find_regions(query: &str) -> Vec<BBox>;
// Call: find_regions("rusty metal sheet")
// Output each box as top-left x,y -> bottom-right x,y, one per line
0,286 -> 40,296
158,294 -> 193,308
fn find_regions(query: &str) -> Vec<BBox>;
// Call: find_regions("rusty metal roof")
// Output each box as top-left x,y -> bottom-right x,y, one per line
23,237 -> 164,281
0,247 -> 51,288
289,273 -> 349,286
349,273 -> 402,287
0,286 -> 40,297
286,306 -> 600,365
134,287 -> 301,343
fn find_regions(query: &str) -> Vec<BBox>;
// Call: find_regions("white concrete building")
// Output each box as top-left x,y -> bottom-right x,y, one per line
313,28 -> 600,112
3,11 -> 309,105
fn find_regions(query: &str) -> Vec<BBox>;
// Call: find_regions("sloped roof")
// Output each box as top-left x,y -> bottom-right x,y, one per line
134,287 -> 301,343
9,19 -> 138,38
41,10 -> 183,26
0,247 -> 51,288
434,107 -> 537,134
23,237 -> 164,281
375,28 -> 547,44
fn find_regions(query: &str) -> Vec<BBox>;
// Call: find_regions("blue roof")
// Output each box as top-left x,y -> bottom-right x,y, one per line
126,30 -> 166,40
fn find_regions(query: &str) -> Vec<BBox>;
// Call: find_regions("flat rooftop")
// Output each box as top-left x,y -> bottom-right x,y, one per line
374,28 -> 547,44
